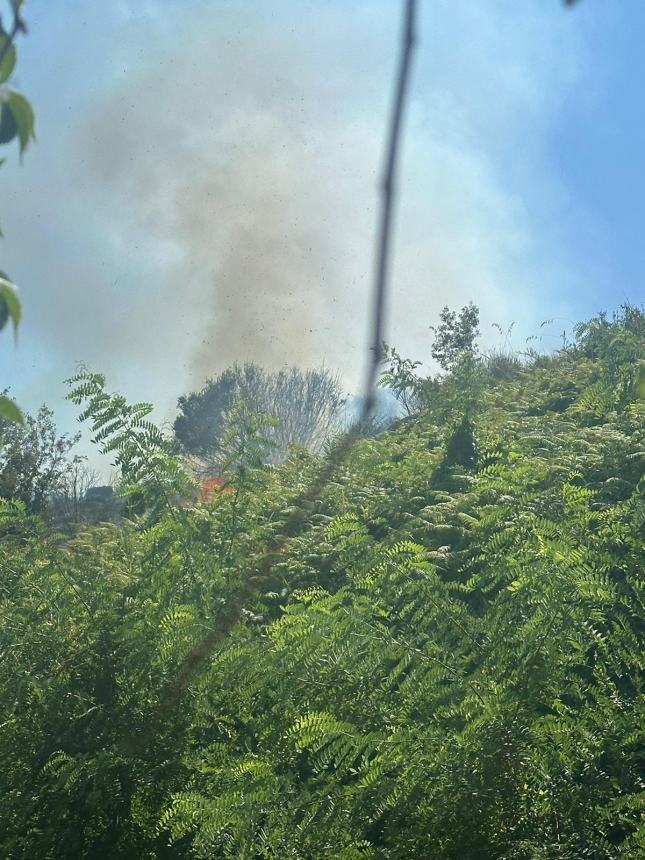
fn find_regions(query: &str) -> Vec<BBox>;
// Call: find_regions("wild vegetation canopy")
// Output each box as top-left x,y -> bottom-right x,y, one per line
0,304 -> 643,858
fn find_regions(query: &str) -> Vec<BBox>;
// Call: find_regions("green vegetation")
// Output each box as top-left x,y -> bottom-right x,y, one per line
0,305 -> 643,858
175,364 -> 344,469
0,0 -> 35,424
0,404 -> 80,515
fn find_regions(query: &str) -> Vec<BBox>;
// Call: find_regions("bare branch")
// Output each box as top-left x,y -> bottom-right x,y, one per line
362,0 -> 417,417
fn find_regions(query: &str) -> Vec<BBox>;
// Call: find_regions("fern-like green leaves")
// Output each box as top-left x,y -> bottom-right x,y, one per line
0,308 -> 643,857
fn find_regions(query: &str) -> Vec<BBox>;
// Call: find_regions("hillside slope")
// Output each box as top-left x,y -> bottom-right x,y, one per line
0,307 -> 643,858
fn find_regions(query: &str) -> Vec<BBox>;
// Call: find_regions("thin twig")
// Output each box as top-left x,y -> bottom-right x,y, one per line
362,0 -> 417,416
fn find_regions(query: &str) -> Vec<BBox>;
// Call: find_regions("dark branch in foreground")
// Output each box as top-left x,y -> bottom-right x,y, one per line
363,0 -> 417,417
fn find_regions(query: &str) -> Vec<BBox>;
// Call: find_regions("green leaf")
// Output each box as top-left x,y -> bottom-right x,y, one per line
0,36 -> 17,84
0,89 -> 35,155
0,394 -> 23,423
0,274 -> 20,336
0,101 -> 17,145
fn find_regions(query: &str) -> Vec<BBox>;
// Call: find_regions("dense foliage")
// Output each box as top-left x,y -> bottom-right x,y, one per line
0,306 -> 643,858
174,364 -> 344,468
0,404 -> 80,514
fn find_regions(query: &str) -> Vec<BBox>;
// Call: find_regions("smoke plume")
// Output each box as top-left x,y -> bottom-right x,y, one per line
3,0 -> 585,436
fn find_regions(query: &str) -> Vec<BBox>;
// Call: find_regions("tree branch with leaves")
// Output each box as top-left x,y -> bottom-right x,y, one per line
0,0 -> 35,423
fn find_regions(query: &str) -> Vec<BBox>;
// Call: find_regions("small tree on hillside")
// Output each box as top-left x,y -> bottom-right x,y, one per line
174,363 -> 345,469
379,343 -> 422,416
430,302 -> 480,371
379,304 -> 482,416
174,366 -> 241,458
0,404 -> 80,514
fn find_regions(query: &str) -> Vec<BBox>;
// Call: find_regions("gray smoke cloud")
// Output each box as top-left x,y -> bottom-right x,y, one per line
3,0 -> 586,448
74,1 -> 388,397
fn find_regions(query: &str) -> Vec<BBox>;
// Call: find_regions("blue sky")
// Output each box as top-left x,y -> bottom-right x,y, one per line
548,1 -> 645,306
1,0 -> 643,467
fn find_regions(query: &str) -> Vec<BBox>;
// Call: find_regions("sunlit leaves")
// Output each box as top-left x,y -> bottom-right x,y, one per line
1,8 -> 33,429
0,273 -> 21,336
0,393 -> 22,423
0,35 -> 17,84
0,88 -> 35,155
2,307 -> 644,856
0,270 -> 23,425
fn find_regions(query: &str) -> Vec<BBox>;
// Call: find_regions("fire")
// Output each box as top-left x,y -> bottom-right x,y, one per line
198,476 -> 234,503
171,476 -> 234,508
